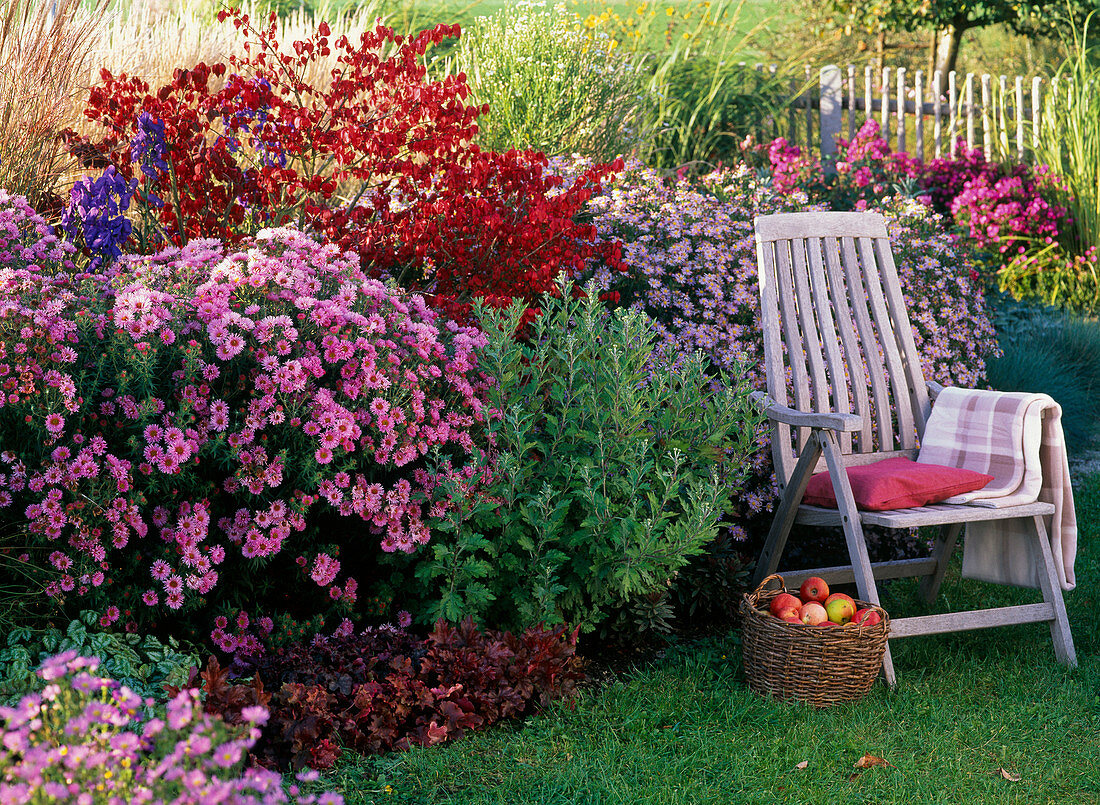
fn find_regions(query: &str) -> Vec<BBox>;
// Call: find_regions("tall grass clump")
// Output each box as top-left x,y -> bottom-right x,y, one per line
579,0 -> 798,167
1011,14 -> 1100,313
449,4 -> 645,161
86,0 -> 389,103
1034,14 -> 1100,259
0,0 -> 104,214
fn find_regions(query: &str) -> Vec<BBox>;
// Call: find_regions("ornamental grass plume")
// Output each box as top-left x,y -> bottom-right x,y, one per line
0,0 -> 107,215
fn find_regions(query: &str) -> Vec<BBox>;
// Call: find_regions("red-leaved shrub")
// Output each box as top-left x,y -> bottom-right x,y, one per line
66,9 -> 623,318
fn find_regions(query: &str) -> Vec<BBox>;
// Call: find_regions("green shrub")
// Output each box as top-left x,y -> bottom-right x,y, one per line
998,243 -> 1100,315
396,280 -> 764,635
1019,14 -> 1100,313
0,610 -> 198,704
450,6 -> 645,161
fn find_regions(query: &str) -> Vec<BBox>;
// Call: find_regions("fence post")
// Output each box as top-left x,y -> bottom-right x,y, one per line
847,64 -> 857,140
1032,76 -> 1042,153
820,65 -> 843,170
896,67 -> 906,153
981,73 -> 992,160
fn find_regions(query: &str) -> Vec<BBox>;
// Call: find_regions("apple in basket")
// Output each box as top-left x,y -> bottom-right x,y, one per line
824,593 -> 857,625
852,608 -> 881,627
799,601 -> 828,626
769,592 -> 803,618
799,576 -> 830,604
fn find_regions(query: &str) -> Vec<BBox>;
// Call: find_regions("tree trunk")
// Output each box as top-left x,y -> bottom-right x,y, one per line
874,30 -> 886,72
931,19 -> 967,98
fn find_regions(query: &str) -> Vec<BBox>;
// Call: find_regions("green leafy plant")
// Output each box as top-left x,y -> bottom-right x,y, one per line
401,280 -> 765,634
641,52 -> 794,168
0,610 -> 199,704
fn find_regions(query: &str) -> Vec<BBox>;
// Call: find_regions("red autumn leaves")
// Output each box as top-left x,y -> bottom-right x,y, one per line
65,7 -> 624,322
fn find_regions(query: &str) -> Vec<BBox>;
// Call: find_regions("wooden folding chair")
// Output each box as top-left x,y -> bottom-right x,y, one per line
750,211 -> 1076,686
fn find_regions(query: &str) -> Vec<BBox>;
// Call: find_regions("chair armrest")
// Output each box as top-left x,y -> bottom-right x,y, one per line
750,391 -> 864,433
927,380 -> 946,400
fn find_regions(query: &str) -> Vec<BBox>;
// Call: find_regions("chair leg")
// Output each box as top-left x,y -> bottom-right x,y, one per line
920,522 -> 963,604
819,431 -> 896,687
1031,515 -> 1077,667
752,432 -> 823,588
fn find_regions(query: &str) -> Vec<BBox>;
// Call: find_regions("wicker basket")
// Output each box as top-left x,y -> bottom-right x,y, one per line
739,574 -> 890,707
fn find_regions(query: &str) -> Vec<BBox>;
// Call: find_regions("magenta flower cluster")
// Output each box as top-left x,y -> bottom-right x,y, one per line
0,191 -> 494,659
577,159 -> 997,528
0,650 -> 341,804
764,122 -> 1069,259
766,120 -> 921,211
948,166 -> 1068,255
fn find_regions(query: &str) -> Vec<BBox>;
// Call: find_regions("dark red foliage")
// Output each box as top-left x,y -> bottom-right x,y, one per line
66,8 -> 623,318
166,655 -> 272,727
228,619 -> 585,769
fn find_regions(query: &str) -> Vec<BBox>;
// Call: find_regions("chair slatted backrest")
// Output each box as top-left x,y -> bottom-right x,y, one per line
755,212 -> 932,484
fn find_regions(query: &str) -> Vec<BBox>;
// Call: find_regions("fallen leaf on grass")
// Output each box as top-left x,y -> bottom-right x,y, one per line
999,768 -> 1022,782
853,754 -> 893,769
793,761 -> 808,770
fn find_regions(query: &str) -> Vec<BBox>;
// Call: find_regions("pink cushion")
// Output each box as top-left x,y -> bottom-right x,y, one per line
801,457 -> 994,511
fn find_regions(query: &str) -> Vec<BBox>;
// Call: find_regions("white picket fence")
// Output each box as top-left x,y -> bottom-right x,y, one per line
778,63 -> 1058,165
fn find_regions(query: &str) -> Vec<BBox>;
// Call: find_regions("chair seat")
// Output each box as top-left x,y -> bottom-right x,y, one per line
796,500 -> 1056,529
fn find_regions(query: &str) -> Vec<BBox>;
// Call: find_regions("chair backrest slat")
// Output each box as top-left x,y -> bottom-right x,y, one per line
856,236 -> 917,449
790,239 -> 833,417
873,239 -> 932,432
821,236 -> 873,452
806,237 -> 852,453
756,237 -> 796,481
755,211 -> 930,483
773,238 -> 813,452
838,235 -> 894,451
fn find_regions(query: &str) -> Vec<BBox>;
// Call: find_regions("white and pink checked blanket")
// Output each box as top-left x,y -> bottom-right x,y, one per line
917,387 -> 1076,591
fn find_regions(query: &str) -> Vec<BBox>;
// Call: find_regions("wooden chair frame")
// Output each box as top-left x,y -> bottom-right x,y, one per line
751,211 -> 1076,686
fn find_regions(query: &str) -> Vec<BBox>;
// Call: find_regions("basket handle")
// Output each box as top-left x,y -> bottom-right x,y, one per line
753,573 -> 785,596
850,605 -> 890,631
745,573 -> 785,608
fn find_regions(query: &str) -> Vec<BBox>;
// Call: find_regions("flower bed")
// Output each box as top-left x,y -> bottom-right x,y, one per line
0,199 -> 494,660
577,159 -> 998,538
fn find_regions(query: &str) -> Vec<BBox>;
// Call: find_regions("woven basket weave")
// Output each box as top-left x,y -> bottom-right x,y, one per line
739,574 -> 890,707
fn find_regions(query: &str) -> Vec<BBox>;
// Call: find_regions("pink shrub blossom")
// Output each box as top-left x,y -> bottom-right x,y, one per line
0,195 -> 494,660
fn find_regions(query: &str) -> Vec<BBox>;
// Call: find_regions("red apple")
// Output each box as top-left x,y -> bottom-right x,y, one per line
824,593 -> 857,625
799,601 -> 828,626
852,608 -> 882,627
799,576 -> 830,604
769,592 -> 802,617
780,611 -> 803,624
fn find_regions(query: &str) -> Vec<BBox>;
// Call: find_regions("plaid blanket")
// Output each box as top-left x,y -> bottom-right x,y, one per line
917,387 -> 1076,591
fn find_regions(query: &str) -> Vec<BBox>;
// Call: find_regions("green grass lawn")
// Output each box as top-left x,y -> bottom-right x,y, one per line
311,474 -> 1100,804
